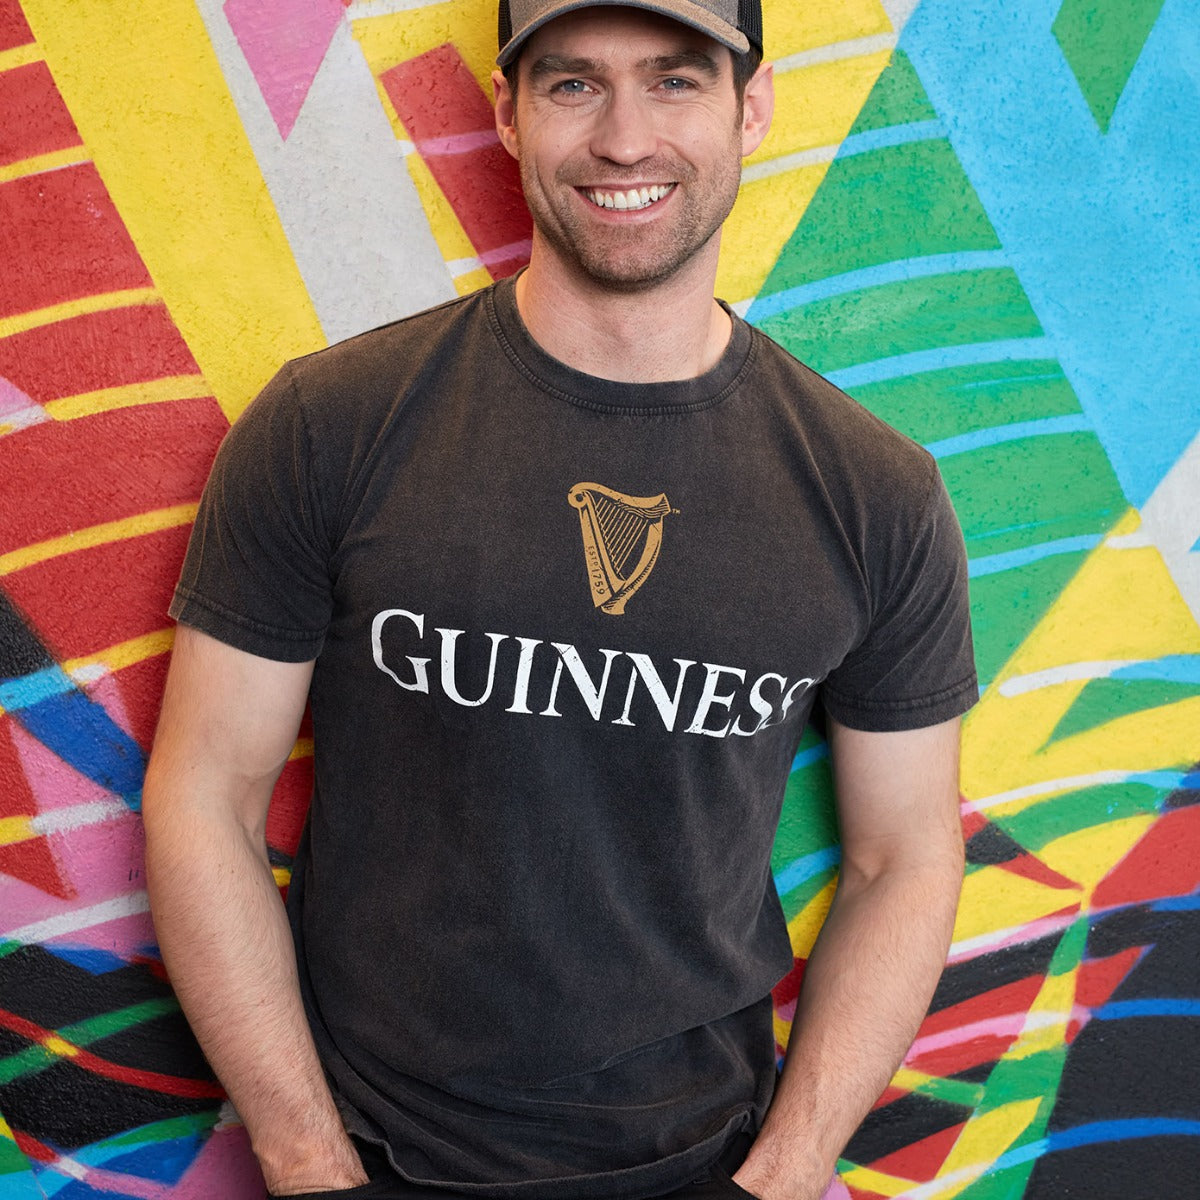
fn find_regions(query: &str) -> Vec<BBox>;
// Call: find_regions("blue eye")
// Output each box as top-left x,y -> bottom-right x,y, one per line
556,78 -> 588,93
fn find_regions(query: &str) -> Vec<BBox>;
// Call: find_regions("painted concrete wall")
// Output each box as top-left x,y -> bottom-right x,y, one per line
1,0 -> 1197,1195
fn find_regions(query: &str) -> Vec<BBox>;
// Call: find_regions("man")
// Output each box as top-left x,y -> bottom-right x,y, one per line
142,1 -> 976,1197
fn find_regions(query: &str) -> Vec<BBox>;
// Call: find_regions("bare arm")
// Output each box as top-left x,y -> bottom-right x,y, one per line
733,717 -> 965,1200
142,625 -> 368,1196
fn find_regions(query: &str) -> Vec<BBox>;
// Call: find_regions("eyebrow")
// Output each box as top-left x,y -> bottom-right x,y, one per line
526,49 -> 723,84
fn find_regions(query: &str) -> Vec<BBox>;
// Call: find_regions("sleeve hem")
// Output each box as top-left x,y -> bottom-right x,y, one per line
821,672 -> 978,733
169,587 -> 325,663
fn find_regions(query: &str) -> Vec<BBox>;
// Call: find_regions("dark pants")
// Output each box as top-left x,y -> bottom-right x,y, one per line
273,1134 -> 757,1200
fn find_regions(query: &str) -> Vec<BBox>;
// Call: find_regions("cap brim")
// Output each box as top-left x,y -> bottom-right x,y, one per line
497,0 -> 751,67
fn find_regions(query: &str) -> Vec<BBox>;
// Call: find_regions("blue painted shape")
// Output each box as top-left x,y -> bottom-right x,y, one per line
84,1134 -> 202,1187
826,337 -> 1053,390
1129,769 -> 1200,790
791,743 -> 829,771
926,414 -> 1094,459
0,1168 -> 44,1199
901,0 -> 1200,507
42,943 -> 131,974
774,845 -> 841,896
1109,654 -> 1200,685
968,535 -> 1103,577
1094,999 -> 1200,1019
836,118 -> 947,159
748,250 -> 1010,320
0,665 -> 75,711
14,689 -> 145,804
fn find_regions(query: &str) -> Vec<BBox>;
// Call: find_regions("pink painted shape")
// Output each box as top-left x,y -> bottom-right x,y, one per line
82,673 -> 137,740
172,1124 -> 266,1200
821,1177 -> 852,1200
224,0 -> 345,140
12,719 -> 115,814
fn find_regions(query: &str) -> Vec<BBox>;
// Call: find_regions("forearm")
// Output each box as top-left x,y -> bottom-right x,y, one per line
736,852 -> 963,1198
144,800 -> 366,1194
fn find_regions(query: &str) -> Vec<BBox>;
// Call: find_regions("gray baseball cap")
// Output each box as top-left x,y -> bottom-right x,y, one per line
497,0 -> 763,67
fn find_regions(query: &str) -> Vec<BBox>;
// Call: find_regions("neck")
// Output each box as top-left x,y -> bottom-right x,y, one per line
513,239 -> 732,383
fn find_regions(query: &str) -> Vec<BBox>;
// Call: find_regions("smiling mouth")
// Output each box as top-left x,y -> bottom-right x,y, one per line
581,183 -> 675,211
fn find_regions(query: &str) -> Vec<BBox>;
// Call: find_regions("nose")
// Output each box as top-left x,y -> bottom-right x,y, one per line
589,85 -> 658,165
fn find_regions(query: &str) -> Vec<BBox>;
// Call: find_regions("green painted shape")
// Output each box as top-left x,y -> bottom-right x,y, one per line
847,49 -> 938,134
759,269 -> 1043,376
1048,676 -> 1200,744
994,780 -> 1169,852
942,433 -> 1123,551
968,554 -> 1086,686
90,1109 -> 220,1150
758,139 -> 1000,295
774,752 -> 839,923
849,361 -> 1080,446
1052,0 -> 1167,132
0,997 -> 179,1085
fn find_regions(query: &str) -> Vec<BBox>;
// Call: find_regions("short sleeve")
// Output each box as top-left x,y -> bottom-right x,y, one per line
821,462 -> 977,731
169,363 -> 334,662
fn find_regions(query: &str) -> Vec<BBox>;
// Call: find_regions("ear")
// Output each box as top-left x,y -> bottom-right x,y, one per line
740,61 -> 774,159
493,69 -> 519,161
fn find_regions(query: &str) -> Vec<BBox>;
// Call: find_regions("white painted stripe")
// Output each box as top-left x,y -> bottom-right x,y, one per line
741,143 -> 838,184
195,1 -> 454,343
446,256 -> 484,277
32,799 -> 131,836
968,770 -> 1132,810
4,892 -> 150,944
773,33 -> 897,75
997,660 -> 1135,696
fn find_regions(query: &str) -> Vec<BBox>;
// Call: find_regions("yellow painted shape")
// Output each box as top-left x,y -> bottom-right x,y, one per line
839,1163 -> 912,1198
0,1110 -> 14,1140
0,289 -> 160,340
0,145 -> 88,185
289,738 -> 314,762
41,1035 -> 79,1059
65,629 -> 175,680
749,52 -> 893,166
891,1065 -> 940,1094
963,520 -> 1200,805
766,0 -> 892,58
936,1098 -> 1043,1194
0,504 -> 198,578
786,874 -> 837,957
0,42 -> 40,71
954,864 -> 1079,945
0,815 -> 36,847
273,866 -> 292,888
1036,815 -> 1155,897
352,0 -> 496,95
20,0 -> 325,423
44,374 -> 212,421
455,266 -> 497,295
1009,953 -> 1079,1060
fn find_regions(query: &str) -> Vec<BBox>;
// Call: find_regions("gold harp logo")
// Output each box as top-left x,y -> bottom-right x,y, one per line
568,482 -> 673,615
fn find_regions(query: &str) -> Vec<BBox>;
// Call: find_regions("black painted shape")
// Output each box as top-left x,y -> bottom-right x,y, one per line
928,930 -> 1065,1014
1163,758 -> 1200,811
845,1089 -> 974,1164
0,588 -> 53,679
0,944 -> 218,1151
1027,907 -> 1200,1197
964,821 -> 1025,866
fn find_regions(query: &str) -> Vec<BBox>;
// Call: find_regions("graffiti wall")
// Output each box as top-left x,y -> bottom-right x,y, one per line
1,0 -> 1196,1195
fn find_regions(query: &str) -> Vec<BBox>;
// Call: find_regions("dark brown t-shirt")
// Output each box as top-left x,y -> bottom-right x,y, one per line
171,277 -> 976,1198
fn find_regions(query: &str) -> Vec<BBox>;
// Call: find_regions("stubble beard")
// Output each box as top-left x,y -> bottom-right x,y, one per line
519,145 -> 743,295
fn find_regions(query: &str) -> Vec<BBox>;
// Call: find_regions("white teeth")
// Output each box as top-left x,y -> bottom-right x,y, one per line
584,184 -> 673,211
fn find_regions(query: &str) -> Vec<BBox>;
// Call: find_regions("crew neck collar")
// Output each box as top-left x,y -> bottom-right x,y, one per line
487,274 -> 754,416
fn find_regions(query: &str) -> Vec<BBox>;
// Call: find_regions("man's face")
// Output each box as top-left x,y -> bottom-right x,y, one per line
495,8 -> 771,293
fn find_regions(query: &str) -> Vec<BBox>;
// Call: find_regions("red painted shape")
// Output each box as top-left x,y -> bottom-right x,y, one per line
4,525 -> 191,662
961,806 -> 988,840
114,653 -> 171,753
0,1006 -> 225,1098
0,0 -> 33,52
1092,805 -> 1200,908
906,1032 -> 1017,1077
1075,945 -> 1144,1009
266,755 -> 314,858
0,164 -> 151,320
0,304 -> 200,404
0,716 -> 74,898
772,957 -> 805,1007
382,44 -> 532,279
869,1120 -> 966,1183
0,61 -> 81,167
919,975 -> 1044,1039
0,397 -> 227,555
998,851 -> 1079,893
846,1185 -> 890,1200
874,1083 -> 909,1108
12,1129 -> 55,1164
